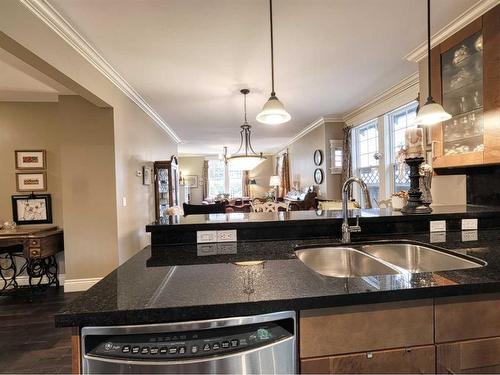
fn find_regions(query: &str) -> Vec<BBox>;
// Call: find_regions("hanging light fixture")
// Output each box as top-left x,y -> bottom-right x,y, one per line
227,89 -> 267,171
256,0 -> 291,125
414,0 -> 451,126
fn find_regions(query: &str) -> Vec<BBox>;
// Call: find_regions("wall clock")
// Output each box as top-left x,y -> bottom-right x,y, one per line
313,149 -> 323,166
314,168 -> 324,184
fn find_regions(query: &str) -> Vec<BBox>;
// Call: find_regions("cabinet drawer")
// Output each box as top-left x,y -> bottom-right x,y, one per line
435,294 -> 500,343
29,248 -> 41,258
437,337 -> 500,374
301,345 -> 435,374
300,300 -> 433,358
29,239 -> 40,247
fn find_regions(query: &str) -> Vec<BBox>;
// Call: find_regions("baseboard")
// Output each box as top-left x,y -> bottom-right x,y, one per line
15,273 -> 65,287
64,277 -> 102,292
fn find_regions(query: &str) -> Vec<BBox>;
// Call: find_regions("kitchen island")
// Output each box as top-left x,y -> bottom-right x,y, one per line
57,218 -> 500,373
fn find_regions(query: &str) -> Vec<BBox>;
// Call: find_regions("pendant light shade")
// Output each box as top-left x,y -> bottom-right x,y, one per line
257,0 -> 291,125
414,0 -> 451,126
256,95 -> 291,125
226,89 -> 266,171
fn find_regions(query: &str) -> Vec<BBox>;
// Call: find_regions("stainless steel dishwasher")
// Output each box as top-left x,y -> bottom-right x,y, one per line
81,311 -> 296,374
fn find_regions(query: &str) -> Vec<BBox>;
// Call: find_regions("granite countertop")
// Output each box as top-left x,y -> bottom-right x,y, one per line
56,229 -> 500,328
146,205 -> 500,231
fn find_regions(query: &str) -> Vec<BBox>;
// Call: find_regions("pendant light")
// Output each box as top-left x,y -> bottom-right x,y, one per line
256,0 -> 291,125
414,0 -> 451,126
227,89 -> 267,171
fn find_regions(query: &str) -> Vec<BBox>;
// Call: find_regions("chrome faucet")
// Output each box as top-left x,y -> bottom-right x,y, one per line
341,177 -> 372,243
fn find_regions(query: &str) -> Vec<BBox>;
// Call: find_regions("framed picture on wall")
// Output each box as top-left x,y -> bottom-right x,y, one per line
15,150 -> 46,170
12,194 -> 52,225
184,175 -> 198,188
16,172 -> 47,192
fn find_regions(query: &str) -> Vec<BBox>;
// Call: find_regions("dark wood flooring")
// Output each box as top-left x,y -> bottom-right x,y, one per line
0,287 -> 81,374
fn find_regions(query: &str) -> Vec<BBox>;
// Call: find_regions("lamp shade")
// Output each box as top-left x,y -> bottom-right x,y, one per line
269,175 -> 281,186
256,95 -> 291,125
227,155 -> 265,171
414,100 -> 451,126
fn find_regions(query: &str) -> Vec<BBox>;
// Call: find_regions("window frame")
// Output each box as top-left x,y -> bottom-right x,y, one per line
206,158 -> 243,198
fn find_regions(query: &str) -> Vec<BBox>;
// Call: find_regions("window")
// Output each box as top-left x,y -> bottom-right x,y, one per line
208,159 -> 225,198
329,140 -> 343,174
353,120 -> 379,206
388,102 -> 418,193
207,159 -> 243,198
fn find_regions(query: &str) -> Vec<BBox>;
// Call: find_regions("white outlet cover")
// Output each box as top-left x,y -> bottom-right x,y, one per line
430,220 -> 446,232
430,232 -> 446,243
217,229 -> 237,242
462,218 -> 478,230
461,230 -> 478,242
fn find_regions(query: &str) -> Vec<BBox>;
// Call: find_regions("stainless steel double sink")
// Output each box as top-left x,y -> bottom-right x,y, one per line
294,241 -> 486,278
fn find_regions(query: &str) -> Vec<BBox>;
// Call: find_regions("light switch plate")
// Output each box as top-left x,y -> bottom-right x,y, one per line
462,218 -> 478,230
197,230 -> 217,243
217,229 -> 237,242
430,232 -> 446,243
430,220 -> 446,232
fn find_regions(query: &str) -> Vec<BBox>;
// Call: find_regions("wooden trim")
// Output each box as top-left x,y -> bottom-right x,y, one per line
71,327 -> 81,374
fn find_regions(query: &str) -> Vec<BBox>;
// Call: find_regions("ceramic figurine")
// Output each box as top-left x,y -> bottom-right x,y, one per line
419,163 -> 433,205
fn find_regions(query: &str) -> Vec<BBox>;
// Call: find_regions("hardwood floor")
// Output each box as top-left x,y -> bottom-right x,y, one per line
0,287 -> 81,374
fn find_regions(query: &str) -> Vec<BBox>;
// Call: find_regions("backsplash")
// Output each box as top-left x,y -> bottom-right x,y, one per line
467,165 -> 500,206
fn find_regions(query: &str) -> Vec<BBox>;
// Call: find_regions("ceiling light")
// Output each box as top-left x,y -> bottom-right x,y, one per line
227,89 -> 266,171
256,0 -> 291,125
414,0 -> 451,126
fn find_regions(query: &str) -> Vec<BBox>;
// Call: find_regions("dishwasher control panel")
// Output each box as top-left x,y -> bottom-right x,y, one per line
85,321 -> 292,360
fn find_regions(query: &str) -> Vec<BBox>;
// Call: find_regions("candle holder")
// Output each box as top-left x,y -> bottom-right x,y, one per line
401,157 -> 432,215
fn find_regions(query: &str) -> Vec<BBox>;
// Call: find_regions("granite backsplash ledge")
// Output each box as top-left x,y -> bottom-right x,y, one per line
147,205 -> 500,246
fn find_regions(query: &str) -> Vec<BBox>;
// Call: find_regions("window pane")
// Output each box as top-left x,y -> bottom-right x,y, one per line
228,167 -> 243,198
208,159 -> 225,198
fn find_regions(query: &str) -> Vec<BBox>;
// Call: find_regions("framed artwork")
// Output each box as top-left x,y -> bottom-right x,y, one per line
16,172 -> 47,192
314,168 -> 324,184
143,166 -> 152,186
184,175 -> 198,188
12,194 -> 52,225
314,149 -> 323,166
15,150 -> 46,170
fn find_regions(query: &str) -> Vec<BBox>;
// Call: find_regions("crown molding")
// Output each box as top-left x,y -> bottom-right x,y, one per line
343,72 -> 419,127
404,0 -> 499,62
20,0 -> 181,143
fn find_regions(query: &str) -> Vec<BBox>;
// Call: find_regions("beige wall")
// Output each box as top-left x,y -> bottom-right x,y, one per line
419,59 -> 466,205
0,97 -> 119,280
179,156 -> 205,204
0,2 -> 178,277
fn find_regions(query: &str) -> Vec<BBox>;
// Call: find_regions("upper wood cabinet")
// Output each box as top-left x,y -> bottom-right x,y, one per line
431,5 -> 500,169
154,156 -> 179,220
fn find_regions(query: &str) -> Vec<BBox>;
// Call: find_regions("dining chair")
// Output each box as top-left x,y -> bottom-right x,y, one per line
251,201 -> 290,212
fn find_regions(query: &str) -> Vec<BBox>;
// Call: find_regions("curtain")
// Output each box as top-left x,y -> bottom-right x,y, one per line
279,152 -> 291,198
202,160 -> 209,199
242,170 -> 250,197
341,127 -> 353,198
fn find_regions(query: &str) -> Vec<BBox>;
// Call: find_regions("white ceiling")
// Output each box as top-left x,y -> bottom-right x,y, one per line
0,48 -> 73,101
48,0 -> 478,154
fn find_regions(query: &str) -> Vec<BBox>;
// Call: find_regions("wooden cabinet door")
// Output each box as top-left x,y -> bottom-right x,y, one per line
437,337 -> 500,374
483,5 -> 500,164
301,346 -> 435,374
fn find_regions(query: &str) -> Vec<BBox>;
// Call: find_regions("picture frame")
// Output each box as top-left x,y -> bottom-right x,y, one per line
313,149 -> 323,166
15,150 -> 46,170
314,168 -> 324,184
184,175 -> 199,188
16,172 -> 47,192
143,166 -> 152,186
12,194 -> 52,225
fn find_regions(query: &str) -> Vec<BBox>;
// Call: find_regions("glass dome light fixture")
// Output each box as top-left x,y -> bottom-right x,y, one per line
227,89 -> 267,171
256,0 -> 291,125
414,0 -> 451,126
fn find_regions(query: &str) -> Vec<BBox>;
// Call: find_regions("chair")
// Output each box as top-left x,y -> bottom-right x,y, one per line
251,201 -> 290,212
183,202 -> 226,216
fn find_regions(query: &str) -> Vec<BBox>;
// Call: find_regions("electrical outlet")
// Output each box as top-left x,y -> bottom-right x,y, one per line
217,229 -> 237,242
462,218 -> 478,230
197,243 -> 217,256
430,220 -> 446,232
217,242 -> 238,254
196,230 -> 217,243
462,230 -> 478,242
